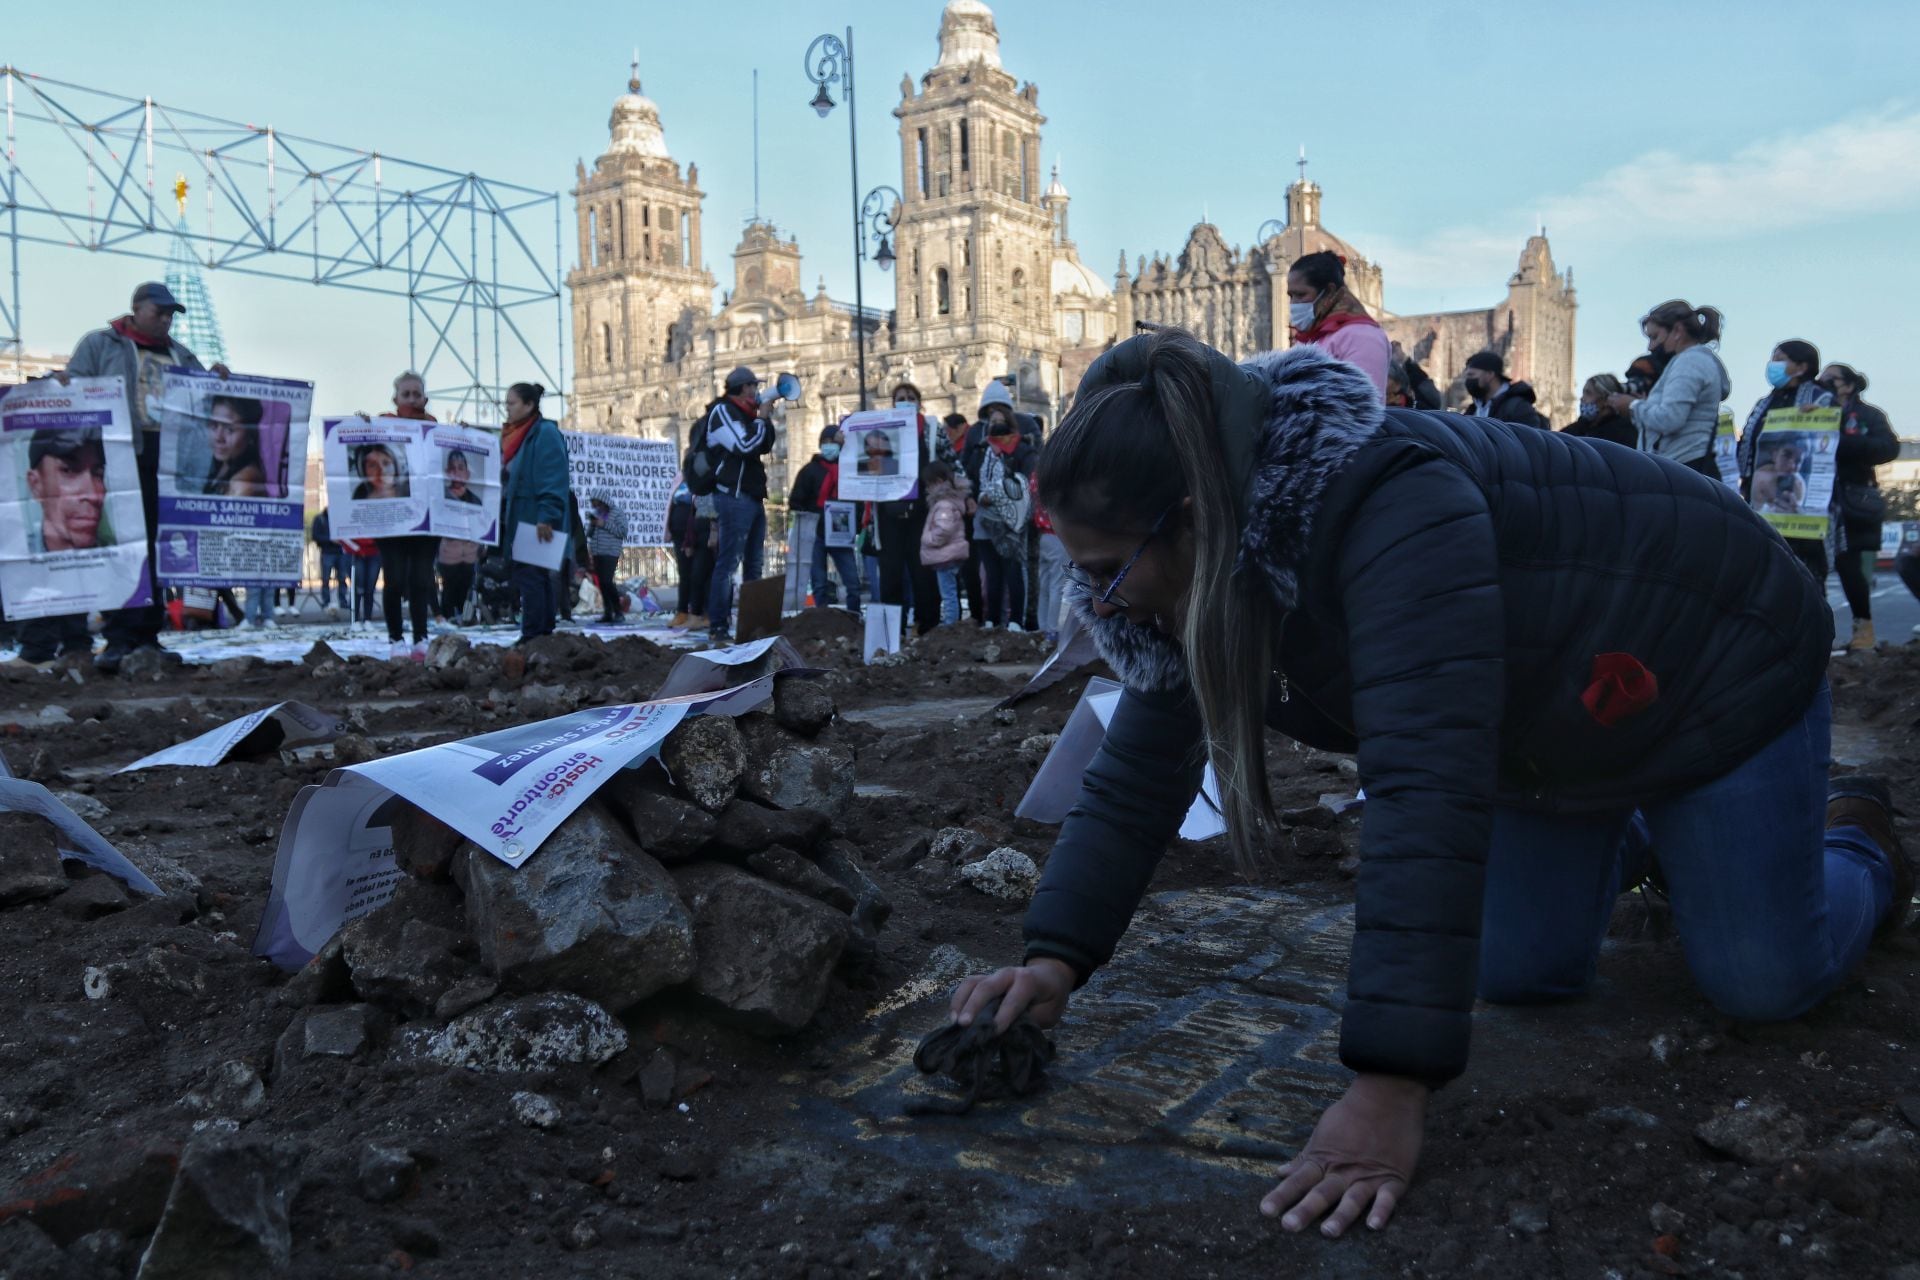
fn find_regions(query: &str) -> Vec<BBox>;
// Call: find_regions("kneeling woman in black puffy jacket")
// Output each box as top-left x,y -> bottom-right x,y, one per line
950,329 -> 1908,1238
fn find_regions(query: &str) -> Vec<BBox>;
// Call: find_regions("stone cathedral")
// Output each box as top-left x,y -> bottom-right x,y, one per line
566,0 -> 1577,500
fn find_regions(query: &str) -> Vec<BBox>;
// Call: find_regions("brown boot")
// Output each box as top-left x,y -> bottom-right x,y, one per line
1848,618 -> 1876,652
670,611 -> 689,629
1828,775 -> 1911,937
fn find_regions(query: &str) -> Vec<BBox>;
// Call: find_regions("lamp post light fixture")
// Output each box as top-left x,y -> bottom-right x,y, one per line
863,185 -> 902,274
1256,218 -> 1287,244
803,28 -> 880,411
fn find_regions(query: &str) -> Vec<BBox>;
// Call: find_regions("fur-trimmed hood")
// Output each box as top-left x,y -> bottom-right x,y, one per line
1070,345 -> 1384,693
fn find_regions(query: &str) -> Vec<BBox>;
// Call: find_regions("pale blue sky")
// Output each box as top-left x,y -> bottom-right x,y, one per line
4,0 -> 1915,429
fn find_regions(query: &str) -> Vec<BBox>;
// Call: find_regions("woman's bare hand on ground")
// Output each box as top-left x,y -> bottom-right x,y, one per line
949,958 -> 1075,1033
1261,1073 -> 1427,1237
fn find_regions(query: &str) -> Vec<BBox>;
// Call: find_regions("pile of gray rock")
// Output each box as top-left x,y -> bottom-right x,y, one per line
283,677 -> 888,1062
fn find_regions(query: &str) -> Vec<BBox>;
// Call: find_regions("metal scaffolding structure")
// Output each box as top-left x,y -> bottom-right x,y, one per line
0,65 -> 565,420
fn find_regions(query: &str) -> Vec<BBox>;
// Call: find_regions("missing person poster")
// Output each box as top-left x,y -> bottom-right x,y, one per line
1713,409 -> 1739,490
0,376 -> 152,621
427,423 -> 501,545
323,416 -> 500,542
156,369 -> 312,587
833,407 -> 921,503
1748,407 -> 1840,539
562,431 -> 676,547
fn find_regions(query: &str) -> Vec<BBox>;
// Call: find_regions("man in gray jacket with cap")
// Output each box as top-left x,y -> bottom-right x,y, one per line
700,365 -> 775,642
54,281 -> 228,671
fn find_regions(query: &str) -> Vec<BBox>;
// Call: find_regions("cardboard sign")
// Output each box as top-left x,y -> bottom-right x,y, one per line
734,573 -> 785,642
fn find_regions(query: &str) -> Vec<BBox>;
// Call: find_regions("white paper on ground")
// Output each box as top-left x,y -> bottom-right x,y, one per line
252,677 -> 776,970
0,777 -> 160,895
863,604 -> 904,664
1014,676 -> 1227,841
510,522 -> 566,570
651,635 -> 804,699
118,701 -> 345,772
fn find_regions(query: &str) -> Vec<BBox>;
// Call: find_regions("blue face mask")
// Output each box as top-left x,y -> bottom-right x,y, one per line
1578,400 -> 1600,418
1765,360 -> 1791,388
820,443 -> 841,462
1289,300 -> 1317,330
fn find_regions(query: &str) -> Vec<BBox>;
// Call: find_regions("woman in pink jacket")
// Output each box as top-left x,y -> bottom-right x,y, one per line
1287,250 -> 1390,398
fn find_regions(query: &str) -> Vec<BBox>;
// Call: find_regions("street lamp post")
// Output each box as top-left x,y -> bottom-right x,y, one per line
805,27 -> 879,412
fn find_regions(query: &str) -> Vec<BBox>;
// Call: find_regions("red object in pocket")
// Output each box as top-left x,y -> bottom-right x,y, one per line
1581,653 -> 1659,727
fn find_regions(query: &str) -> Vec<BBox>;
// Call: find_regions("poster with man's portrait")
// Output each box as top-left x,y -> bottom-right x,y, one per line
425,425 -> 501,545
156,369 -> 312,587
833,406 -> 920,503
0,376 -> 152,620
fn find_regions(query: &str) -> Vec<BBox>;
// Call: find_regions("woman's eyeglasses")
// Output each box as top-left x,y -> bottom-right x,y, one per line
1064,505 -> 1173,611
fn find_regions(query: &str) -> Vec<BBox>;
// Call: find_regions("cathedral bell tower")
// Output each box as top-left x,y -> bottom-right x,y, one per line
567,62 -> 715,432
890,1 -> 1058,414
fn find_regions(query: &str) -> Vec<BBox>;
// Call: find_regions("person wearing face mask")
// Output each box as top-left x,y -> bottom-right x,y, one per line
1461,352 -> 1549,429
949,328 -> 1902,1242
790,424 -> 859,615
1820,363 -> 1900,652
1607,300 -> 1730,478
1286,251 -> 1390,398
1566,375 -> 1636,448
1736,339 -> 1834,584
963,381 -> 1038,629
499,381 -> 569,644
943,412 -> 984,621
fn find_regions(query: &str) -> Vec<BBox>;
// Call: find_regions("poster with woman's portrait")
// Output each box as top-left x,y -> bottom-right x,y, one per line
323,417 -> 431,539
0,376 -> 152,620
426,425 -> 501,545
1749,408 -> 1839,540
833,406 -> 920,503
155,369 -> 312,588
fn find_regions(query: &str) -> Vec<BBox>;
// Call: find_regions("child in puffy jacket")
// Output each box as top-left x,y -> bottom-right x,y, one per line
918,461 -> 971,625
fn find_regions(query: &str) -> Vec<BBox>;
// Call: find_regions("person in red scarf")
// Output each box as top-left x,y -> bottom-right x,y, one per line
499,381 -> 570,644
361,372 -> 442,660
53,281 -> 230,673
1287,251 -> 1389,399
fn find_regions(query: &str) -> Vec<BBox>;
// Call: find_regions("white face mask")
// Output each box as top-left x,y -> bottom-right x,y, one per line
1289,301 -> 1317,330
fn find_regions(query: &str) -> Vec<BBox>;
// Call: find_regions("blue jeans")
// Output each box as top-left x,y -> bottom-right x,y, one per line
809,536 -> 862,613
705,492 -> 766,637
862,553 -> 883,607
319,548 -> 350,608
247,587 -> 273,625
514,560 -> 556,642
936,566 -> 960,624
351,555 -> 381,623
809,531 -> 861,611
1478,684 -> 1892,1021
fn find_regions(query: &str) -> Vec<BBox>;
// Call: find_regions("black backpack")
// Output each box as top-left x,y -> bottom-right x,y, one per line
682,414 -> 719,497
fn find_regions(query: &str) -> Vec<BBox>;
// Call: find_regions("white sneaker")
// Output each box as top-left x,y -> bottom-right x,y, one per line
410,641 -> 428,663
389,641 -> 410,660
982,621 -> 996,630
1006,622 -> 1025,633
261,617 -> 278,629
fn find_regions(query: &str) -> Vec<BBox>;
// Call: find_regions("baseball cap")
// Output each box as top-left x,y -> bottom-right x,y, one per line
724,365 -> 761,392
131,281 -> 185,314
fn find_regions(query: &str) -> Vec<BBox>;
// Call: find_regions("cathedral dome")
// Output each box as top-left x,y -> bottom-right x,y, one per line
1052,253 -> 1110,300
605,76 -> 671,160
936,0 -> 1003,70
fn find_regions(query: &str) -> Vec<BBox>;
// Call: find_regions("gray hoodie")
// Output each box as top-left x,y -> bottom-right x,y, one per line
1629,345 -> 1730,464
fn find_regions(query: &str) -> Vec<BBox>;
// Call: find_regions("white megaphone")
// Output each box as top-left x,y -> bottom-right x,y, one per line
758,371 -> 802,405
